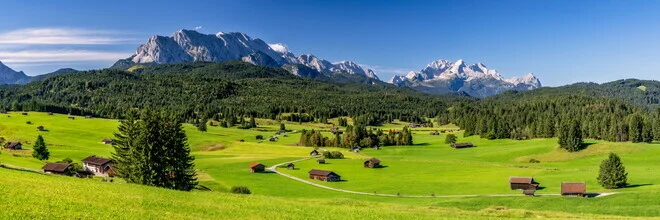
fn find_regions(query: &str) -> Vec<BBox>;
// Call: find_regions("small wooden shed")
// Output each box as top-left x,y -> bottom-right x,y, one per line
286,163 -> 295,170
249,162 -> 266,173
317,159 -> 326,164
561,182 -> 586,197
4,142 -> 22,150
42,163 -> 73,175
364,158 -> 381,168
101,138 -> 113,145
308,169 -> 341,182
310,149 -> 319,156
452,142 -> 474,149
37,126 -> 45,131
523,189 -> 536,196
509,177 -> 539,190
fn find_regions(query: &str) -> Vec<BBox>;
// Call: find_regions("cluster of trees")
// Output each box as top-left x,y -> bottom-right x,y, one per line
299,125 -> 413,148
322,151 -> 344,159
112,109 -> 198,191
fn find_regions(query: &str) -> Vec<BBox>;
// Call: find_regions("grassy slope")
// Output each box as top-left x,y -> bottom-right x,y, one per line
2,112 -> 660,218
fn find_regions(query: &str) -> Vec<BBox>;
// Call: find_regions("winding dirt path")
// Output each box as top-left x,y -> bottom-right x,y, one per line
267,157 -> 618,198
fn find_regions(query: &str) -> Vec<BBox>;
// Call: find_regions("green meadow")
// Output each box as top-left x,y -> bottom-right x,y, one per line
2,112 -> 660,218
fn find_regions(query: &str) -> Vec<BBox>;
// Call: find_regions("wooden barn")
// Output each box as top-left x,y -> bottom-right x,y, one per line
509,177 -> 539,190
249,162 -> 265,173
310,149 -> 319,156
42,163 -> 73,175
101,138 -> 113,145
82,156 -> 115,176
4,142 -> 22,150
308,169 -> 341,182
286,163 -> 295,170
364,158 -> 381,168
452,142 -> 474,149
317,159 -> 326,164
561,182 -> 586,197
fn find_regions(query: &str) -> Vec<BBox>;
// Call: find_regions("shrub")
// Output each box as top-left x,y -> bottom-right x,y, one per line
529,158 -> 540,163
230,186 -> 251,194
256,135 -> 264,140
444,134 -> 457,144
323,151 -> 344,159
26,121 -> 32,125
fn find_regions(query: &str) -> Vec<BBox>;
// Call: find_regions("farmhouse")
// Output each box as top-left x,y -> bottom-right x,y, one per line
308,169 -> 341,182
286,163 -> 295,170
4,142 -> 22,150
42,163 -> 73,175
249,162 -> 266,173
101,138 -> 113,145
364,158 -> 381,168
310,149 -> 319,156
82,156 -> 115,176
561,182 -> 586,197
509,177 -> 539,190
452,142 -> 474,149
317,159 -> 326,164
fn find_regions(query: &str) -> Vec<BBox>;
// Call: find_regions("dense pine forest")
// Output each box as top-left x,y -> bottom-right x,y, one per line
0,61 -> 469,124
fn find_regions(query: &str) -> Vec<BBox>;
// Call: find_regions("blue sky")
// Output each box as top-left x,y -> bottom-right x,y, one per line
1,0 -> 660,86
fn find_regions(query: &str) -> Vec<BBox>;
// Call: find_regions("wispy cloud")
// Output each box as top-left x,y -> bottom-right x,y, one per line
0,28 -> 138,45
194,26 -> 203,30
0,50 -> 130,64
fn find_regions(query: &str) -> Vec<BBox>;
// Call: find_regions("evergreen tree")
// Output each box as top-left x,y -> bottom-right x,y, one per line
197,118 -> 208,132
558,119 -> 583,152
32,135 -> 49,160
597,152 -> 628,189
112,109 -> 197,191
249,116 -> 257,128
279,123 -> 286,131
629,113 -> 644,143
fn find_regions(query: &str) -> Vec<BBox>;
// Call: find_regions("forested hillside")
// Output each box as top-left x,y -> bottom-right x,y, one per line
0,62 -> 469,123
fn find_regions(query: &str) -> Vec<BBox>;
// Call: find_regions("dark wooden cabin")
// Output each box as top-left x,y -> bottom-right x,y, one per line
429,131 -> 440,135
317,159 -> 326,164
523,189 -> 536,196
82,156 -> 115,176
561,182 -> 586,197
364,158 -> 381,168
37,126 -> 45,131
4,142 -> 22,150
286,163 -> 295,170
21,112 -> 28,115
85,115 -> 93,119
452,142 -> 474,149
249,162 -> 266,173
101,138 -> 113,145
42,163 -> 73,175
310,149 -> 319,156
308,169 -> 341,182
509,177 -> 539,190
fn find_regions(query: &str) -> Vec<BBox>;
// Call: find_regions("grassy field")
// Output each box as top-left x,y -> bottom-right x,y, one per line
2,112 -> 660,218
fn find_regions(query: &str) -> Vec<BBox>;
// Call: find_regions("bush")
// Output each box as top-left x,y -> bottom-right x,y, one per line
256,135 -> 264,140
444,134 -> 457,144
26,121 -> 32,125
230,186 -> 251,194
323,151 -> 344,159
529,158 -> 540,163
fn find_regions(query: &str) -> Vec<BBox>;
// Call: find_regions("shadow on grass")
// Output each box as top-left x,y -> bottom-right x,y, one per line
414,143 -> 431,146
535,186 -> 546,190
373,165 -> 389,169
626,183 -> 652,188
585,193 -> 601,198
256,171 -> 277,174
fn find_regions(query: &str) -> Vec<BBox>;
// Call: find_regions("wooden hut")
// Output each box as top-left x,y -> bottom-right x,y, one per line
364,158 -> 381,168
85,115 -> 93,119
82,156 -> 115,176
249,162 -> 266,173
523,189 -> 536,196
317,159 -> 326,164
452,142 -> 474,149
21,112 -> 28,115
310,149 -> 320,156
509,177 -> 539,190
4,142 -> 22,150
101,138 -> 113,145
429,131 -> 440,135
37,126 -> 45,131
308,169 -> 341,182
286,163 -> 295,170
561,182 -> 586,197
42,163 -> 72,175
68,116 -> 75,120
509,176 -> 539,190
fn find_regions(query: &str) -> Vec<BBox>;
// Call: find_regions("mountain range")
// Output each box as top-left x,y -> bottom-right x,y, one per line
389,59 -> 541,97
0,29 -> 543,97
0,61 -> 77,84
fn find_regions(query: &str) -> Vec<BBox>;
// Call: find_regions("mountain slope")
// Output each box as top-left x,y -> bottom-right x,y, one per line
0,61 -> 30,84
389,59 -> 541,97
113,29 -> 379,80
30,68 -> 78,82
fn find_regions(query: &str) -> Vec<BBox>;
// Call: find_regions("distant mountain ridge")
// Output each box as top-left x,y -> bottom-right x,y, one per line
389,59 -> 541,97
113,29 -> 380,80
0,61 -> 30,84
